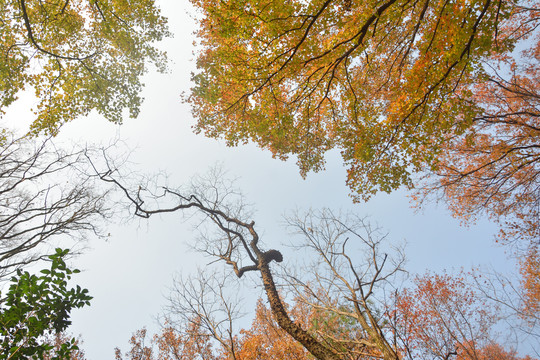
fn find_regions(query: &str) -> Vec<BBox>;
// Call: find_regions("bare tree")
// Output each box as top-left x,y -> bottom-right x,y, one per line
0,133 -> 112,277
283,209 -> 406,359
99,166 -> 404,360
163,269 -> 245,360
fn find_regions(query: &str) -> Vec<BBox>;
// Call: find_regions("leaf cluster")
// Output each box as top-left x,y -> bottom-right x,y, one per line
189,0 -> 518,200
0,0 -> 171,134
0,248 -> 92,360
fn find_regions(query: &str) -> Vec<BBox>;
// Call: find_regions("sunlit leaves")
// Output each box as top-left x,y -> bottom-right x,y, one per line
189,0 -> 519,200
417,27 -> 540,245
236,299 -> 310,360
0,0 -> 170,134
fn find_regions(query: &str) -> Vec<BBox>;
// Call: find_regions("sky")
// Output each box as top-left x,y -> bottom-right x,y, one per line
2,1 -> 521,359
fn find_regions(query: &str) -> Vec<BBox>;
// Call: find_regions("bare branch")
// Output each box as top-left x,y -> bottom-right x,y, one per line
0,134 -> 113,277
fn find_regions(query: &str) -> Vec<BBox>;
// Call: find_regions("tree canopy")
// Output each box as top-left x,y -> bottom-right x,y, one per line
0,0 -> 170,134
189,0 -> 539,244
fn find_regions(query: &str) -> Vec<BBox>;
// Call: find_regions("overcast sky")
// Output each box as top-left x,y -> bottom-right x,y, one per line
3,1 -> 519,359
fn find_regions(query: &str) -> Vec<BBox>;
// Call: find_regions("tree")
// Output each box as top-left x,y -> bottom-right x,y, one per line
392,272 -> 540,360
0,132 -> 118,358
393,273 -> 500,360
114,328 -> 154,360
236,295 -> 386,360
0,248 -> 92,360
101,167 -> 536,359
99,167 -> 406,360
415,27 -> 540,246
0,0 -> 170,134
282,209 -> 405,360
119,276 -> 534,360
163,270 -> 245,359
188,0 -> 539,244
188,0 -> 516,191
0,133 -> 112,277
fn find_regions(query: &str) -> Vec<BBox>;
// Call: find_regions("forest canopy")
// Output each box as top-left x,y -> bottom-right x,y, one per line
0,0 -> 170,134
189,0 -> 540,245
0,0 -> 538,358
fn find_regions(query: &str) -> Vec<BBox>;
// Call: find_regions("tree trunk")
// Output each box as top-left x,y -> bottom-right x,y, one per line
258,261 -> 342,360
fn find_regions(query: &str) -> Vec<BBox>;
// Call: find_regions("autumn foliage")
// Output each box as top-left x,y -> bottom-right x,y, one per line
115,302 -> 309,360
118,280 -> 535,360
235,299 -> 310,360
189,0 -> 540,247
419,21 -> 540,245
520,247 -> 540,320
114,320 -> 218,360
190,0 -> 518,195
393,274 -> 498,359
470,343 -> 536,360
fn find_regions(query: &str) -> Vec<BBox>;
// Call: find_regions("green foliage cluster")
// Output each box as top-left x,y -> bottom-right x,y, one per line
0,249 -> 91,360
